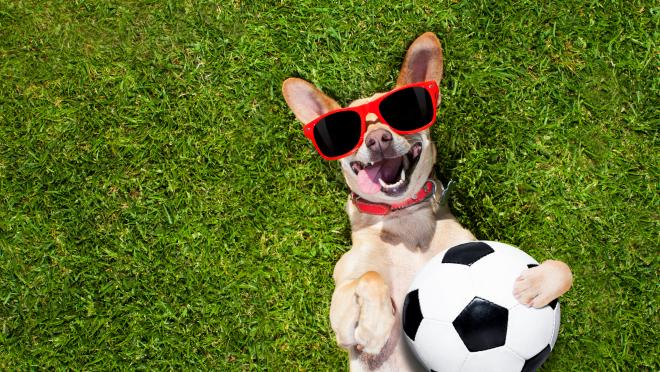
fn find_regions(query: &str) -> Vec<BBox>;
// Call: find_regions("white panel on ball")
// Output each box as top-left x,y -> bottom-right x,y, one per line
461,347 -> 525,372
506,304 -> 556,360
550,303 -> 561,349
413,319 -> 469,372
414,262 -> 475,323
469,242 -> 538,310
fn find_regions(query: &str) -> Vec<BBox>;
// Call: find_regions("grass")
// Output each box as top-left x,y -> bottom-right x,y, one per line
0,0 -> 657,370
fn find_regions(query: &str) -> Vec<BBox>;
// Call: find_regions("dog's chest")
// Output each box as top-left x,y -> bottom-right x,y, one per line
349,205 -> 476,310
372,216 -> 476,310
363,224 -> 436,310
382,243 -> 433,310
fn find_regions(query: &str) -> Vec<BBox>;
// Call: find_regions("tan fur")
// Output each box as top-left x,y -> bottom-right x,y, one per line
282,32 -> 572,371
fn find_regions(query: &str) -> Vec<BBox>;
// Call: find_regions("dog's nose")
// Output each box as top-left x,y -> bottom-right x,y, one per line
365,129 -> 393,152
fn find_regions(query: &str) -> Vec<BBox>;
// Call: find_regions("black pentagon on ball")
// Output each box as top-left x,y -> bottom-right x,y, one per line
521,344 -> 552,372
442,242 -> 494,266
452,297 -> 508,352
402,289 -> 423,341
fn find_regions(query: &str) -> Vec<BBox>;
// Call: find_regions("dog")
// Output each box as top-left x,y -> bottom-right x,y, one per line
282,32 -> 573,371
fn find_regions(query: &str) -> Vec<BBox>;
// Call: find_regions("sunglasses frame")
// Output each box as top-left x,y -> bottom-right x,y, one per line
302,80 -> 439,160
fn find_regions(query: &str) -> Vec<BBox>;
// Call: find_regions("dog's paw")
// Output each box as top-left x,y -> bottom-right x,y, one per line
330,272 -> 396,354
330,281 -> 361,349
513,260 -> 573,308
354,315 -> 395,355
353,272 -> 396,355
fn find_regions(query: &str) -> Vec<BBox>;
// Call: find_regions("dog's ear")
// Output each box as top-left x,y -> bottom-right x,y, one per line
282,78 -> 341,124
396,32 -> 444,87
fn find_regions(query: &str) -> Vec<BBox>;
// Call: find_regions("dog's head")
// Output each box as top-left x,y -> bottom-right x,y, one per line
282,33 -> 443,204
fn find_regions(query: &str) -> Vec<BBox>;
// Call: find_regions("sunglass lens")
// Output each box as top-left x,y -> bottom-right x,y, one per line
379,87 -> 434,131
313,111 -> 362,158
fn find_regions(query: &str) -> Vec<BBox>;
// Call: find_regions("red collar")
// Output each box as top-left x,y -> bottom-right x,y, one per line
351,180 -> 436,216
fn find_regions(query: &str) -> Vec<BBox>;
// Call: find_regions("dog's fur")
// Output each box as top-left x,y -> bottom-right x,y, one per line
282,32 -> 573,371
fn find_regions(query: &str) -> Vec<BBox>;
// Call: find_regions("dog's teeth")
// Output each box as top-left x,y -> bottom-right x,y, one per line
403,156 -> 410,170
380,177 -> 406,190
401,168 -> 406,181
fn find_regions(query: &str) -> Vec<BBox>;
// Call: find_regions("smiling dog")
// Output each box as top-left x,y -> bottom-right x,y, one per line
283,32 -> 572,371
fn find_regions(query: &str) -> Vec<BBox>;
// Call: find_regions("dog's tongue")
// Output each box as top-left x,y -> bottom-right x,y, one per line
356,158 -> 403,195
357,167 -> 382,194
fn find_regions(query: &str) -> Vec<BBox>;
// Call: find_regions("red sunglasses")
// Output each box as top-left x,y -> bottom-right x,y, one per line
303,81 -> 439,160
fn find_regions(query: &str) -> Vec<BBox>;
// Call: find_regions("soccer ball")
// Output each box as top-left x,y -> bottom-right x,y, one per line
402,241 -> 560,372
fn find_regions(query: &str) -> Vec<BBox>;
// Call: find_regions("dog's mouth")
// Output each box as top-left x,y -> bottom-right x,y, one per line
350,142 -> 423,196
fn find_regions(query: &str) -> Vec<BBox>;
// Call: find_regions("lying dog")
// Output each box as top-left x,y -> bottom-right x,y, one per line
282,32 -> 573,371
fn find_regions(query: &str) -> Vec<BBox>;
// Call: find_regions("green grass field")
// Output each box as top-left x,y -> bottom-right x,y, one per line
1,0 -> 657,370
